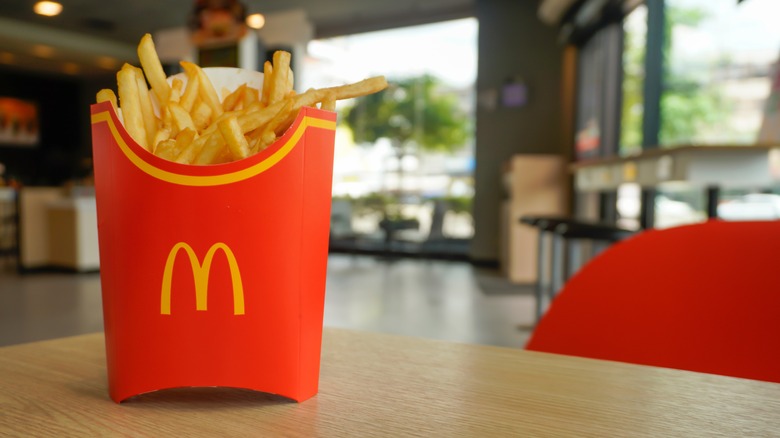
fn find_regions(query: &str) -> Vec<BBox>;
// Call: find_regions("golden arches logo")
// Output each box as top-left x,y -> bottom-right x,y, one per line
160,242 -> 245,315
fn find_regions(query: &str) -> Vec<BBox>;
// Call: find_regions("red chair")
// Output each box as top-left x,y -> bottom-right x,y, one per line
525,220 -> 780,384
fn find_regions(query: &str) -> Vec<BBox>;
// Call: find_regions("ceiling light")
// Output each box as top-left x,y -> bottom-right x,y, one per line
34,1 -> 63,17
246,13 -> 265,30
32,44 -> 54,58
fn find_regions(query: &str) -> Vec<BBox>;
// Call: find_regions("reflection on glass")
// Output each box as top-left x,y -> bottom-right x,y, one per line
662,0 -> 780,146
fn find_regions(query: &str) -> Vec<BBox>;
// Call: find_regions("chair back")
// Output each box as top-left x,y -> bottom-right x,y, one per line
526,220 -> 780,384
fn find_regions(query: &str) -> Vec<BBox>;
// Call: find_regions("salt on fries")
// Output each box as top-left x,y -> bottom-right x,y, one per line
96,33 -> 388,165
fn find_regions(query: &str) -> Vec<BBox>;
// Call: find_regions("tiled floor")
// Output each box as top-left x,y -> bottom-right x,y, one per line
0,254 -> 535,348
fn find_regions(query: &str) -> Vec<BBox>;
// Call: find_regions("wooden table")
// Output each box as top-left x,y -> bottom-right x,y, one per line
1,328 -> 779,436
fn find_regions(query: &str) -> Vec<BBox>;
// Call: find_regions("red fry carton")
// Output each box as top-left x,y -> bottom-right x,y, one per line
90,69 -> 335,403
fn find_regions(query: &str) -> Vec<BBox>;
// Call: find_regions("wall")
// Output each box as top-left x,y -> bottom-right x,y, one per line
79,72 -> 117,177
0,67 -> 112,186
471,0 -> 565,263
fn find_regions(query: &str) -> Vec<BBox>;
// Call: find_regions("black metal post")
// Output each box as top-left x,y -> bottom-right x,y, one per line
640,188 -> 656,229
706,186 -> 720,219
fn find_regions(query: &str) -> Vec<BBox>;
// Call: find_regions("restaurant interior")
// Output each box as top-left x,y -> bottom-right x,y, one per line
1,0 -> 779,433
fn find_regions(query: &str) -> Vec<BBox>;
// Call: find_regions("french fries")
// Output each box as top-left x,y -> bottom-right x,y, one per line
96,89 -> 117,110
116,63 -> 148,151
137,33 -> 170,106
219,116 -> 251,160
98,33 -> 388,165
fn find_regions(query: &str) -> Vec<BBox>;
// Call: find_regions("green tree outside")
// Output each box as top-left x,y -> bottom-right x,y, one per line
621,3 -> 731,150
342,74 -> 470,155
659,4 -> 730,146
340,74 -> 472,229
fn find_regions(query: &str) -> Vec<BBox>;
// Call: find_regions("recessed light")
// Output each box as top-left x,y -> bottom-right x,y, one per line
246,13 -> 265,30
34,1 -> 63,17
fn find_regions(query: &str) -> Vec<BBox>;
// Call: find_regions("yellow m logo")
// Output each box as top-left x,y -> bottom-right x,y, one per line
160,242 -> 245,315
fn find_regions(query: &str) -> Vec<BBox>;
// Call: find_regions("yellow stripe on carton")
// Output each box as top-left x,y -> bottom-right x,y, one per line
91,110 -> 336,187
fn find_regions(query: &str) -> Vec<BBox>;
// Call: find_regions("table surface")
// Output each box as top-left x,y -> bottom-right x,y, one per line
1,329 -> 779,437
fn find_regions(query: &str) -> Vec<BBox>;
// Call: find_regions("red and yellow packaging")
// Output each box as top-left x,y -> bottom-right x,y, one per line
90,74 -> 335,402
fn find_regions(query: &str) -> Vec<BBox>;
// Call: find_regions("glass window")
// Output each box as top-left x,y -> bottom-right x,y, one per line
620,4 -> 647,155
575,24 -> 623,159
661,0 -> 780,146
302,18 -> 477,256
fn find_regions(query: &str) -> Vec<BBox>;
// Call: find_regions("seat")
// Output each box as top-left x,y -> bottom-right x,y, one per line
520,215 -> 635,322
525,220 -> 780,384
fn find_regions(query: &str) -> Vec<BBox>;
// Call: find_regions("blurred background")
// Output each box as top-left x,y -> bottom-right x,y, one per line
3,0 -> 780,347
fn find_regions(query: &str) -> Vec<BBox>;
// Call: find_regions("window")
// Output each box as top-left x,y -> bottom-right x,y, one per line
661,0 -> 780,146
302,18 -> 477,256
620,4 -> 647,155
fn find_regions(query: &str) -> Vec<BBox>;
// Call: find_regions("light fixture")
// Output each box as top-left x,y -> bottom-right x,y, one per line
33,1 -> 63,17
246,13 -> 265,30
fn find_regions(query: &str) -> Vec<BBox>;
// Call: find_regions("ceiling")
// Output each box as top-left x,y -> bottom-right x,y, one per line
0,0 -> 474,76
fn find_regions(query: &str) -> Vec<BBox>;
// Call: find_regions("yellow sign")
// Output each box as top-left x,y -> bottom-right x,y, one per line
160,242 -> 245,315
623,162 -> 637,182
